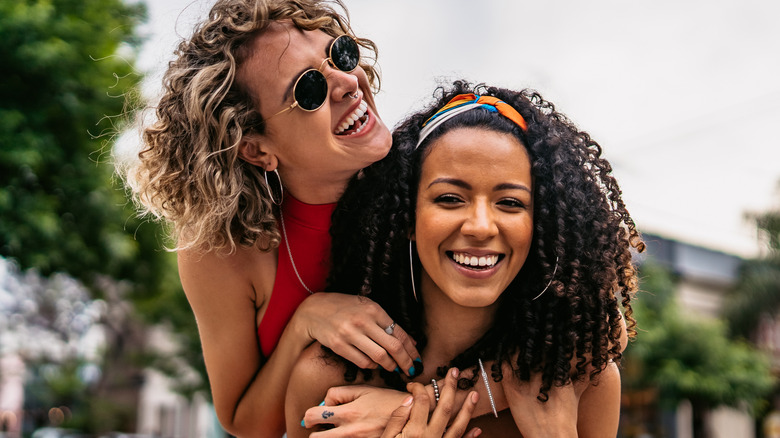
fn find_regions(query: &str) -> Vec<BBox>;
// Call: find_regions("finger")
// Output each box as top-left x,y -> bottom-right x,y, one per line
460,427 -> 483,438
303,403 -> 345,428
311,424 -> 379,438
322,385 -> 366,406
327,341 -> 379,370
379,395 -> 414,438
443,391 -> 479,438
406,382 -> 432,435
428,368 -> 459,431
352,330 -> 401,373
383,323 -> 422,376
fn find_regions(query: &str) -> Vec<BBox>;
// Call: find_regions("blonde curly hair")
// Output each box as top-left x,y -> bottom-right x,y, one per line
124,0 -> 379,253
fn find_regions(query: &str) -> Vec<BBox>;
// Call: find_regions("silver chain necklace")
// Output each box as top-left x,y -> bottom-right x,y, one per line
279,209 -> 313,294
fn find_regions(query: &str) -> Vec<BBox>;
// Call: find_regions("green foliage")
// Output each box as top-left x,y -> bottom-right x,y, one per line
625,261 -> 775,412
0,0 -> 209,414
0,0 -> 176,296
724,203 -> 780,339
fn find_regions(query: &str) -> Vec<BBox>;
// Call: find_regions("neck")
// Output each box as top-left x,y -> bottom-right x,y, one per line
419,274 -> 498,377
280,167 -> 355,204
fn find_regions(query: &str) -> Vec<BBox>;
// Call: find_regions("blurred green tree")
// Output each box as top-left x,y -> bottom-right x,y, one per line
624,261 -> 775,438
723,197 -> 780,339
0,0 -> 176,298
0,0 -> 208,433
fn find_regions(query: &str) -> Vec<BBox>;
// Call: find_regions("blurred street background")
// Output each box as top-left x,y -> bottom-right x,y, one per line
2,0 -> 780,437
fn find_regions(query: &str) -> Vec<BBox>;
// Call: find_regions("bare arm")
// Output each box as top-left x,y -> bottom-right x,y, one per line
179,247 -> 305,437
286,342 -> 354,438
576,361 -> 621,438
180,247 -> 420,437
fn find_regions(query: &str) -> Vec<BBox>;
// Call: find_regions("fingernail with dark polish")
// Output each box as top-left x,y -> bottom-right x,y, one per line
394,366 -> 401,373
408,365 -> 415,376
411,358 -> 423,376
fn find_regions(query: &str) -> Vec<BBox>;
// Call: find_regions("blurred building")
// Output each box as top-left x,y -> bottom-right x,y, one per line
135,326 -> 225,438
0,354 -> 24,438
624,232 -> 752,438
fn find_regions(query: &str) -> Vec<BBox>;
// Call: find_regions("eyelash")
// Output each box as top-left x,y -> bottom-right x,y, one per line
498,198 -> 526,209
433,195 -> 527,210
433,194 -> 463,205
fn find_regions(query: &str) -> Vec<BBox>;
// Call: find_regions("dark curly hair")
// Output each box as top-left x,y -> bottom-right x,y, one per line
327,81 -> 644,400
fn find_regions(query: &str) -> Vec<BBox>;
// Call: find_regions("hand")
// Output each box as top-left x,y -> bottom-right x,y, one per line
295,292 -> 420,375
302,386 -> 409,437
382,368 -> 482,438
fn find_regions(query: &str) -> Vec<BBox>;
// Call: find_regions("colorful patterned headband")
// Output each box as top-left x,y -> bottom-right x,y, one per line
416,93 -> 528,148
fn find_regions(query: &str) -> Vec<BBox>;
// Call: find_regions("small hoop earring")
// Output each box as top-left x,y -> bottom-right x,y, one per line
531,256 -> 559,301
409,240 -> 419,303
264,169 -> 283,205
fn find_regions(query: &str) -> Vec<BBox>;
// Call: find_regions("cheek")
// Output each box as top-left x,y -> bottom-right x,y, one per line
515,223 -> 534,257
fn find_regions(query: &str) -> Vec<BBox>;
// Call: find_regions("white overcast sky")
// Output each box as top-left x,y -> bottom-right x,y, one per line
133,0 -> 780,258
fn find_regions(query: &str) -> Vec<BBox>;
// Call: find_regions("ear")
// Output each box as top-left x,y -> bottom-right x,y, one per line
409,229 -> 416,241
238,135 -> 278,171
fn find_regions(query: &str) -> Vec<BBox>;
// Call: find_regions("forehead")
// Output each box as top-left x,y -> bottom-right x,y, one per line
250,21 -> 330,67
238,21 -> 332,104
421,127 -> 531,178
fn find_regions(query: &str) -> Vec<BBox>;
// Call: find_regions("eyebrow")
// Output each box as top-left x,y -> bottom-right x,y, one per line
428,177 -> 471,190
281,66 -> 310,105
494,182 -> 532,193
279,37 -> 335,105
427,178 -> 531,193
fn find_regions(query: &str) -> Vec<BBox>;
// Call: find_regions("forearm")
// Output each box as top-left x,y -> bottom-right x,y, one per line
223,315 -> 312,437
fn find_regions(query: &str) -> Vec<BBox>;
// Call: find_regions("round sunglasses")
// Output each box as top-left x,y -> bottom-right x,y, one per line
269,35 -> 361,118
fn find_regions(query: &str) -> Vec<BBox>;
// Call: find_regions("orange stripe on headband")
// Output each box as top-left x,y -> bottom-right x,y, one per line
416,93 -> 527,148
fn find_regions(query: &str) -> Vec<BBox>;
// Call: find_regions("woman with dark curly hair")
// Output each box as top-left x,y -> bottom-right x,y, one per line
120,0 -> 423,436
287,82 -> 644,436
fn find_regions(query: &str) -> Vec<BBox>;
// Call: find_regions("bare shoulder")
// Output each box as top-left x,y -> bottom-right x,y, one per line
290,342 -> 351,391
576,361 -> 621,437
178,243 -> 277,305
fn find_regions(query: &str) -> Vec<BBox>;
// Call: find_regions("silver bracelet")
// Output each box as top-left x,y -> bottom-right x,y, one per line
431,379 -> 440,404
478,358 -> 498,418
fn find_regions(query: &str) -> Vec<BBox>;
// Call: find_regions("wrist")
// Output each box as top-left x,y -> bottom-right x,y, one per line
286,297 -> 318,345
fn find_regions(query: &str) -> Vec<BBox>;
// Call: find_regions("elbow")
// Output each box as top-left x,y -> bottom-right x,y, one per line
214,404 -> 285,438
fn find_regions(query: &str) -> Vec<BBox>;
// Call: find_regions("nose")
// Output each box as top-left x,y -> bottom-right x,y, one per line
326,64 -> 360,102
460,200 -> 498,240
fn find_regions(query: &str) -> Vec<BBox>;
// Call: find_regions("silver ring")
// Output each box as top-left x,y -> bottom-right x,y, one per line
384,322 -> 396,335
348,92 -> 359,99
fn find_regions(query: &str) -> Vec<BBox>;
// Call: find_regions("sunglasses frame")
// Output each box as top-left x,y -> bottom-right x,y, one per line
269,34 -> 361,118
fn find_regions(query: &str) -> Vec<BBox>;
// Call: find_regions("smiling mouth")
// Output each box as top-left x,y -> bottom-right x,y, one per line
335,100 -> 369,135
448,251 -> 503,270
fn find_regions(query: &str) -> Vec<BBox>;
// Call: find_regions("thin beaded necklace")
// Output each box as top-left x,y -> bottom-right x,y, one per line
279,208 -> 313,294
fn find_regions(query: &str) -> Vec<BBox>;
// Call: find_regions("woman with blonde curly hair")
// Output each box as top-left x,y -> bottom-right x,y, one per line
122,0 -> 422,435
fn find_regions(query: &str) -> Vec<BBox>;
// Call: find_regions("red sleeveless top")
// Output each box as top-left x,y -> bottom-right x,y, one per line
257,195 -> 336,357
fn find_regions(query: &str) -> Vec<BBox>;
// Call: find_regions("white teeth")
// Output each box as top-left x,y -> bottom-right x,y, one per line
335,100 -> 369,134
452,252 -> 499,268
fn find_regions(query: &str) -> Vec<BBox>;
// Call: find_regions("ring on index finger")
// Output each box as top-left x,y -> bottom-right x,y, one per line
385,322 -> 396,335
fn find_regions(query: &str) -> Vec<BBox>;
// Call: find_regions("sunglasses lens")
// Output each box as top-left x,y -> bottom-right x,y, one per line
330,35 -> 360,72
294,70 -> 328,111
